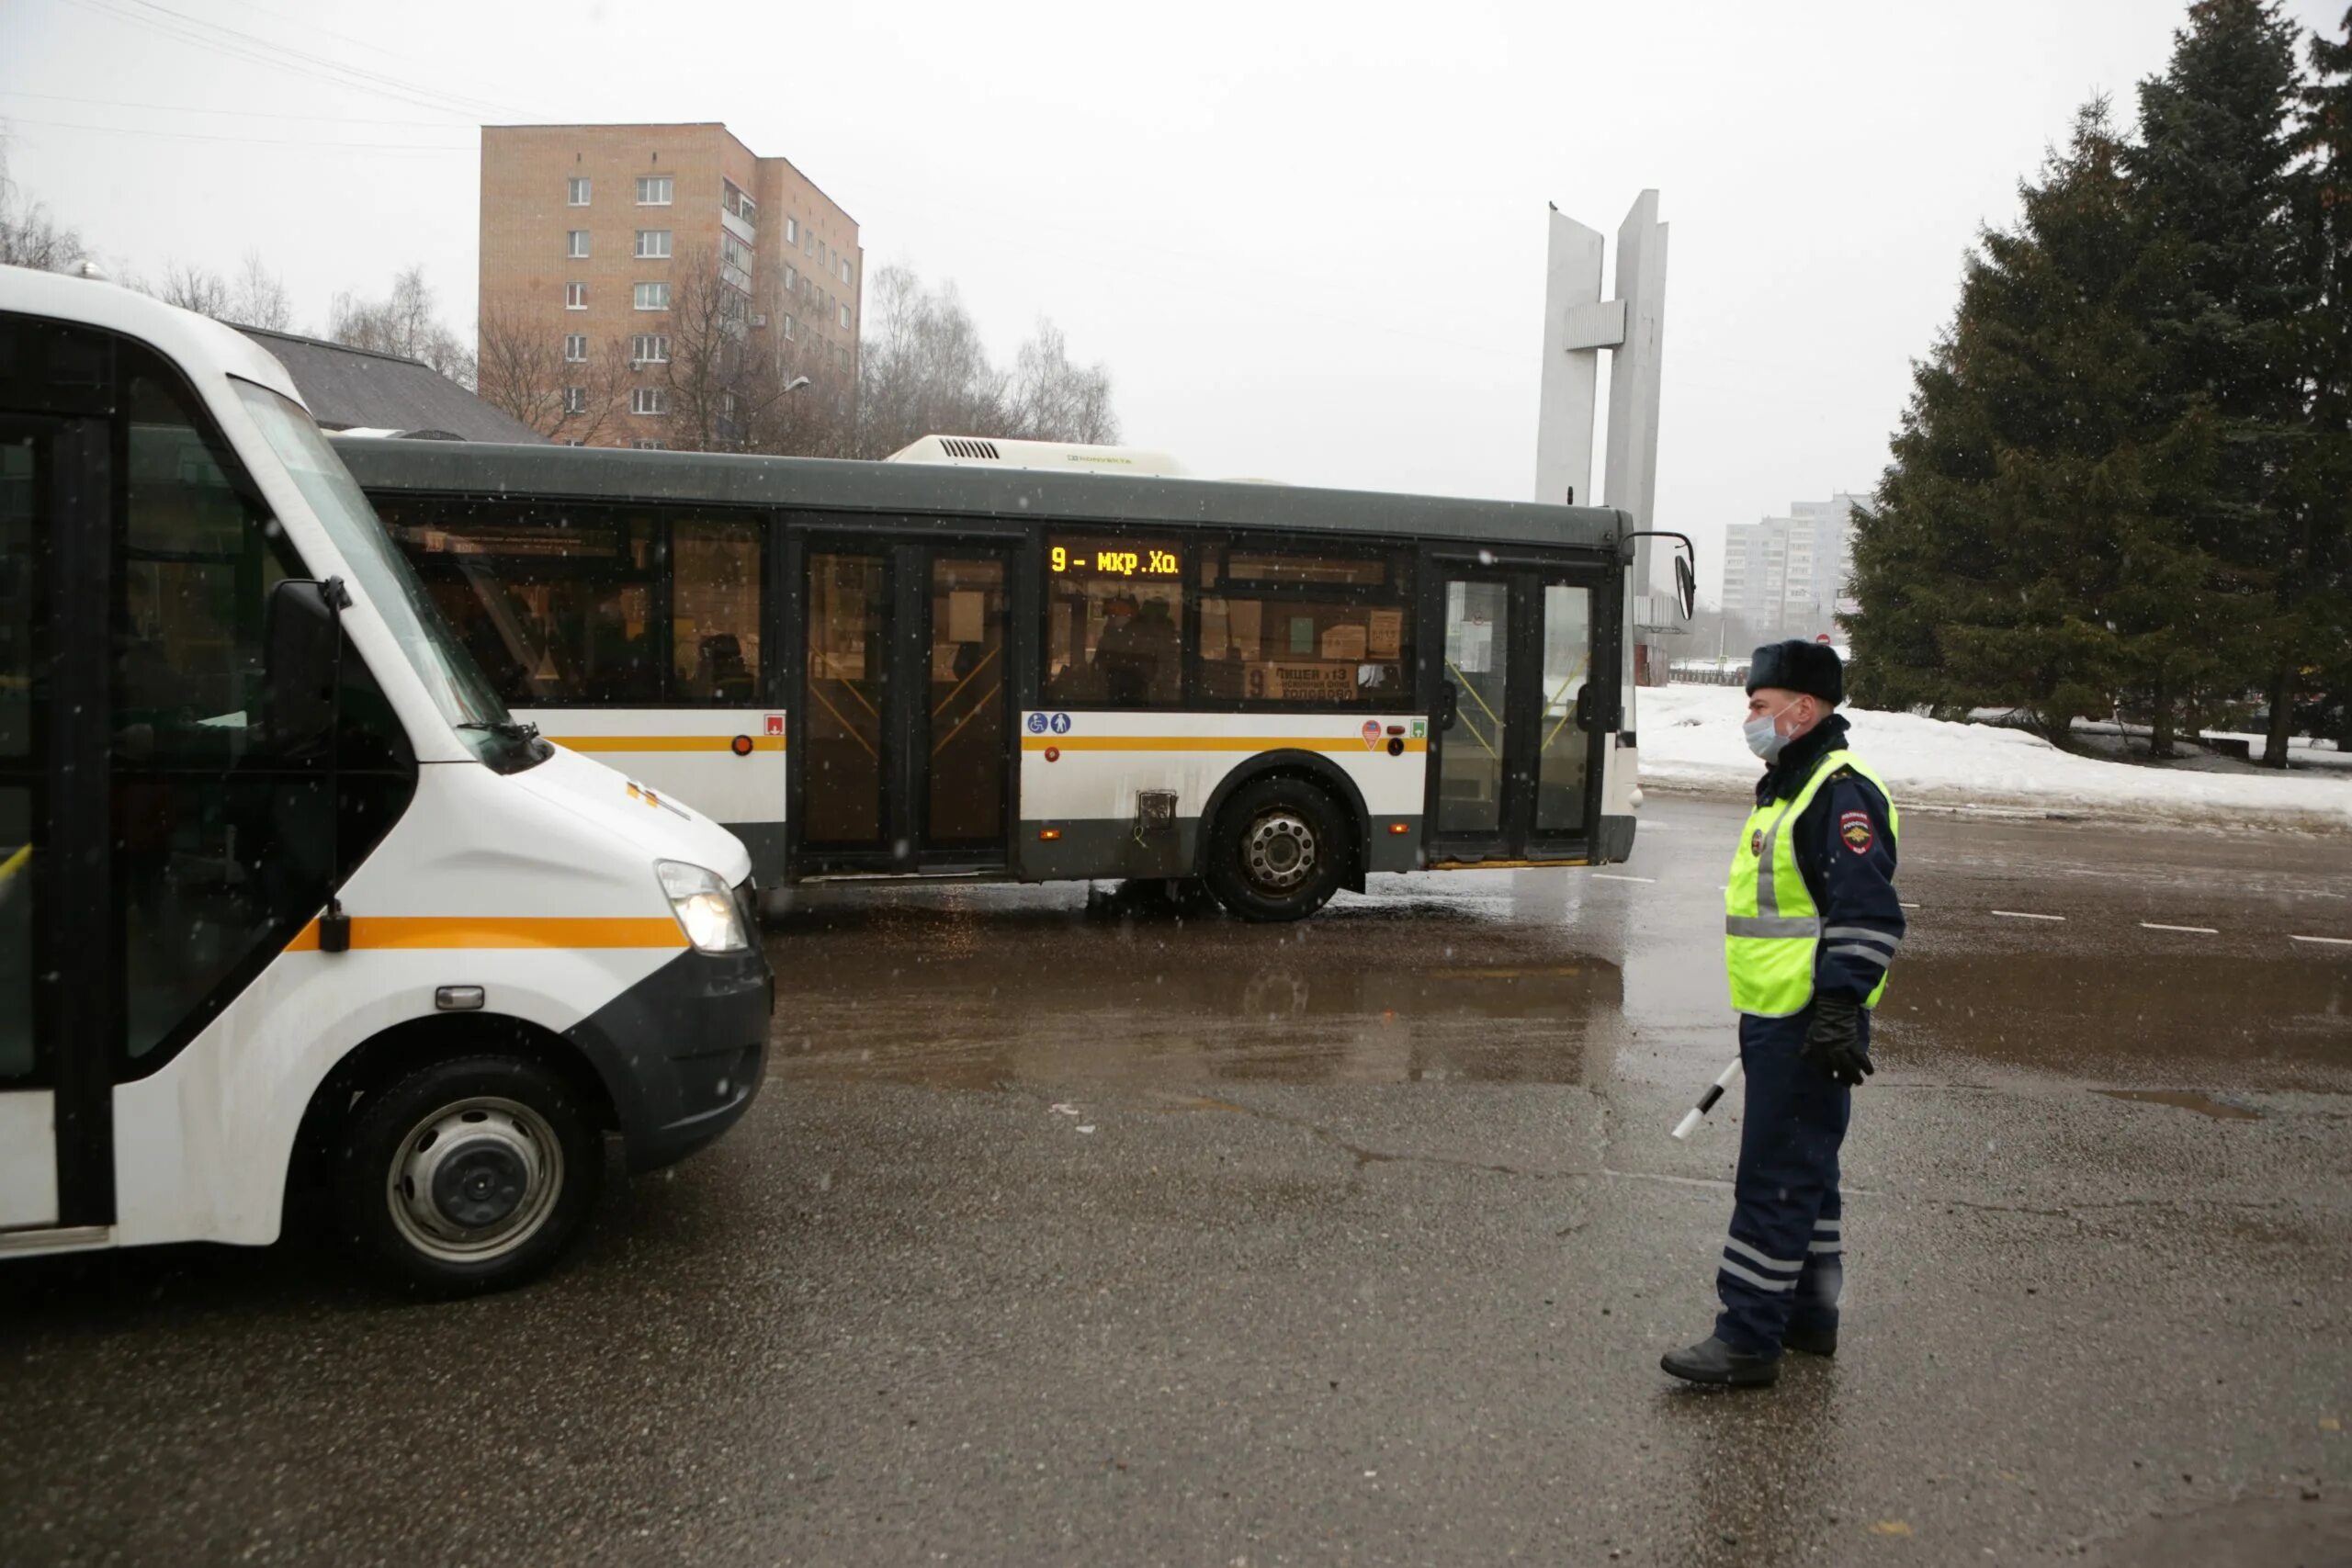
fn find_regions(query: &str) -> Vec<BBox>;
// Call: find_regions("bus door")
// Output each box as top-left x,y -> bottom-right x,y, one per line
1423,557 -> 1611,865
794,534 -> 1015,874
0,412 -> 113,1239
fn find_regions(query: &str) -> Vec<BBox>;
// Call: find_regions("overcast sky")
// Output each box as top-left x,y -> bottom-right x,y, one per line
5,0 -> 2342,597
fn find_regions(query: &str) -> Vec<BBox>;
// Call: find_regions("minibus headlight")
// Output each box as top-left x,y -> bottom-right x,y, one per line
656,860 -> 750,953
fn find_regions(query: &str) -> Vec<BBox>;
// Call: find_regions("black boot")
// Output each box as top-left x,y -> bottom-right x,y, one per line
1661,1336 -> 1781,1387
1782,1322 -> 1838,1357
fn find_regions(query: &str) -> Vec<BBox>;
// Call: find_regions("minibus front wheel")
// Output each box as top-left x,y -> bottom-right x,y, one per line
336,1053 -> 605,1296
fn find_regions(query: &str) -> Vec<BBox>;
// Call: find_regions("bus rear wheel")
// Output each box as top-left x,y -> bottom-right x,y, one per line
1204,775 -> 1349,922
335,1054 -> 604,1297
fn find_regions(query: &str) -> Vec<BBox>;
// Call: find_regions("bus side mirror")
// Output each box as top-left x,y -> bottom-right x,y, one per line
264,577 -> 345,751
1675,555 -> 1696,623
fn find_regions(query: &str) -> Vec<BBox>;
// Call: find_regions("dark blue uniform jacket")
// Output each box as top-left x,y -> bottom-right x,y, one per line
1756,712 -> 1905,1004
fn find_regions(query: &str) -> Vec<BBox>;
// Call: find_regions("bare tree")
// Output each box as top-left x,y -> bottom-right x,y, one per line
476,304 -> 628,444
660,247 -> 803,453
1006,320 -> 1119,446
157,261 -> 232,317
0,135 -> 90,273
329,265 -> 475,387
227,250 -> 296,331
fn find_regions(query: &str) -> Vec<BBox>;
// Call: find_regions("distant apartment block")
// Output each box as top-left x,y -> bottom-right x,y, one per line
480,123 -> 862,448
1722,493 -> 1860,637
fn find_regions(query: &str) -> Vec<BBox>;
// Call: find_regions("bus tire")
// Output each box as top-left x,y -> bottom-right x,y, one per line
1203,774 -> 1349,922
335,1054 -> 605,1297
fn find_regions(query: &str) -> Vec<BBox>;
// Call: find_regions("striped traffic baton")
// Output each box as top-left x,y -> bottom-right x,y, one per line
1670,1059 -> 1742,1141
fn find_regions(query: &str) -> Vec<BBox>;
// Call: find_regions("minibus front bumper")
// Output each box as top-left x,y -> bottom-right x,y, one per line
564,935 -> 774,1174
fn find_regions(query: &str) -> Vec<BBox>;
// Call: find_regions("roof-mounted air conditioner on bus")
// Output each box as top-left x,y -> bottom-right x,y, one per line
884,434 -> 1189,477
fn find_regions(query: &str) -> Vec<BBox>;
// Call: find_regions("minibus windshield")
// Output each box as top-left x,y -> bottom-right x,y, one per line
233,382 -> 546,773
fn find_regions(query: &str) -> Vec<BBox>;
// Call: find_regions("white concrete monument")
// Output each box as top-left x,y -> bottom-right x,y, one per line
1534,191 -> 1678,683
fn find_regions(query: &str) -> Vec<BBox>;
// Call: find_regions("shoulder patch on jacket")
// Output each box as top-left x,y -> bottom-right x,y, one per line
1839,809 -> 1875,855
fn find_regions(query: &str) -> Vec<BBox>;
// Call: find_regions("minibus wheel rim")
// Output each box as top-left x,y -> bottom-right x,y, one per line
1244,812 -> 1317,892
385,1097 -> 566,1263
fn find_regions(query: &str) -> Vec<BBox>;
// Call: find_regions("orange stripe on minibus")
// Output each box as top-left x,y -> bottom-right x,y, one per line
285,917 -> 688,952
542,735 -> 786,752
1020,736 -> 1428,754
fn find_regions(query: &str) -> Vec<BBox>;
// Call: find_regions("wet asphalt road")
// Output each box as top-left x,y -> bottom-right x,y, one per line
5,795 -> 2350,1567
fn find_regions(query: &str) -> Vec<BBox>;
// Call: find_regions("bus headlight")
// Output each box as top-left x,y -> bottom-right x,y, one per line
656,861 -> 750,953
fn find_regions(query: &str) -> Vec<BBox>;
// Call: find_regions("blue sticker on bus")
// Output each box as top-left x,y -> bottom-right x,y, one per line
1026,713 -> 1049,735
1049,712 -> 1072,734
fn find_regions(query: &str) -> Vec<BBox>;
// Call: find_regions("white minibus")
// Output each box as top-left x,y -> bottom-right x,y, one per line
1,267 -> 770,1293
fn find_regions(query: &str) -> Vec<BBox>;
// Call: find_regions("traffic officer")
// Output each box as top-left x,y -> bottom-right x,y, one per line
1662,639 -> 1904,1387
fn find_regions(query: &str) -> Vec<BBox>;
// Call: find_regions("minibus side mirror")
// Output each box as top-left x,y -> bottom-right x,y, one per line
1674,554 -> 1696,623
263,577 -> 346,753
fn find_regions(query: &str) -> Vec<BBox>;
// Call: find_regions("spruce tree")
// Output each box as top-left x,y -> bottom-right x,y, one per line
2284,8 -> 2352,754
1850,104 -> 2212,746
2127,0 -> 2309,752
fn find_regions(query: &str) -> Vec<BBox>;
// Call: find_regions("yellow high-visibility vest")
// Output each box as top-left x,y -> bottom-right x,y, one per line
1723,749 -> 1899,1017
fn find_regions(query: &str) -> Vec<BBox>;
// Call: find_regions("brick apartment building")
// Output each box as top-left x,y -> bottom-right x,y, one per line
479,122 -> 862,448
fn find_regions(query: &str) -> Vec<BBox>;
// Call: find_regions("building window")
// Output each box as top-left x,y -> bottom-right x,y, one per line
631,387 -> 667,415
840,257 -> 852,285
630,333 -> 670,364
636,175 -> 673,205
722,180 -> 756,229
784,264 -> 797,291
636,229 -> 672,259
781,313 -> 795,340
567,230 -> 590,259
1045,536 -> 1187,707
562,334 -> 587,362
564,281 -> 586,310
568,176 -> 592,206
839,303 -> 851,330
562,386 -> 587,414
634,282 -> 670,310
634,439 -> 667,450
785,216 -> 798,244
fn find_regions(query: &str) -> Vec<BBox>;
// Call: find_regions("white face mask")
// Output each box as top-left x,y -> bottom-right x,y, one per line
1743,701 -> 1801,761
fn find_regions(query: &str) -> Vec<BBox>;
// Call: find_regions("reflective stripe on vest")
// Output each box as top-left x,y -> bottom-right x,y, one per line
1723,749 -> 1899,1017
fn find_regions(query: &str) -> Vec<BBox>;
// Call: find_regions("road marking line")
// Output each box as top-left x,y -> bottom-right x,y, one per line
2290,934 -> 2352,947
1900,901 -> 1922,909
1991,910 -> 2067,921
2141,922 -> 2219,935
1592,874 -> 1655,884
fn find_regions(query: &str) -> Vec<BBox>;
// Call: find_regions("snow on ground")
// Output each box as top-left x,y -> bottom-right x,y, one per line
1637,682 -> 2352,832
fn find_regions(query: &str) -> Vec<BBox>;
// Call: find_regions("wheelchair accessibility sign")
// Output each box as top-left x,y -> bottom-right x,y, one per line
1026,713 -> 1049,735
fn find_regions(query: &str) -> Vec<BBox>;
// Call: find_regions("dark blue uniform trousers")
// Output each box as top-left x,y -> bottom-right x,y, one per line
1713,1006 -> 1860,1353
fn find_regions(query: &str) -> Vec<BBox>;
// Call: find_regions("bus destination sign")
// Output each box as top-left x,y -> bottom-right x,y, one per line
1051,543 -> 1181,579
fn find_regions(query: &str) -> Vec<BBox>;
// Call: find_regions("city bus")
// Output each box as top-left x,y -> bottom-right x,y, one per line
335,436 -> 1687,920
2,267 -> 769,1293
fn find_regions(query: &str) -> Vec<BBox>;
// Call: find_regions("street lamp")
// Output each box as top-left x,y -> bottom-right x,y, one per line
785,376 -> 811,393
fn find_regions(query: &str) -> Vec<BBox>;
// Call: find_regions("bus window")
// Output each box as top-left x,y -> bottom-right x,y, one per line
1,432 -> 29,1083
672,519 -> 763,705
382,501 -> 664,706
117,354 -> 414,1062
1044,535 -> 1183,707
1196,546 -> 1411,706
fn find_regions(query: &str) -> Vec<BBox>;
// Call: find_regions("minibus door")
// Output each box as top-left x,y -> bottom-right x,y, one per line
1423,558 -> 1610,865
0,413 -> 116,1239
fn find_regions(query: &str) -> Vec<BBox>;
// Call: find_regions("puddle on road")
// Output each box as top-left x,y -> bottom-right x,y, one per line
763,890 -> 1624,1089
2094,1089 -> 2265,1121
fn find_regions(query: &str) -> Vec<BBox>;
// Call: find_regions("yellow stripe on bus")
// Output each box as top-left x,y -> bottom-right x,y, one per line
1021,736 -> 1428,754
286,916 -> 688,952
542,735 -> 786,752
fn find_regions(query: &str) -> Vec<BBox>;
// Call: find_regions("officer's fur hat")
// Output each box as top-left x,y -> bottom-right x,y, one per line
1747,639 -> 1843,705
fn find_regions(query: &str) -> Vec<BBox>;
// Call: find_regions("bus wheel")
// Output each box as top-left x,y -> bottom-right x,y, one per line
336,1054 -> 604,1297
1204,775 -> 1348,922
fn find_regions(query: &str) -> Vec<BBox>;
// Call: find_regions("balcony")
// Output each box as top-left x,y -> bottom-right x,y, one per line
720,205 -> 756,245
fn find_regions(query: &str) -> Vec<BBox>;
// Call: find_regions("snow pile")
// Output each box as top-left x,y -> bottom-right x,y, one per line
1636,682 -> 2352,832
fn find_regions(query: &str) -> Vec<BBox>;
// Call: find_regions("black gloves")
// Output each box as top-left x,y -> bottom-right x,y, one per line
1802,994 -> 1874,1087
